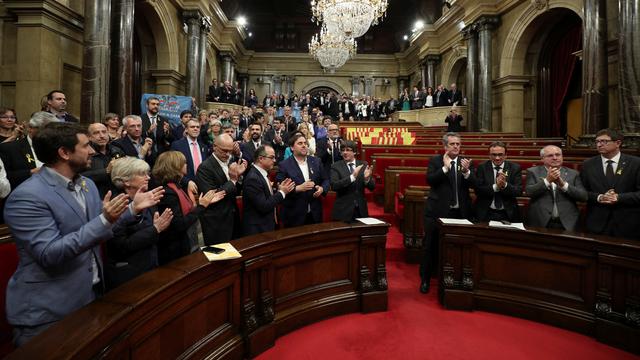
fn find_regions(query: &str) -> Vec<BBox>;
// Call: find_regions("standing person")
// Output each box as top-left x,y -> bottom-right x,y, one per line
424,87 -> 434,108
444,107 -> 464,132
411,86 -> 424,110
4,122 -> 162,346
421,132 -> 474,294
46,90 -> 79,122
0,107 -> 21,143
580,128 -> 640,239
448,83 -> 463,105
246,88 -> 258,107
263,118 -> 287,163
400,88 -> 411,111
525,145 -> 587,231
242,145 -> 295,235
276,133 -> 329,227
330,141 -> 375,221
240,122 -> 265,163
153,151 -> 225,264
111,115 -> 156,166
195,134 -> 247,244
82,123 -> 115,197
102,112 -> 123,141
473,142 -> 523,222
298,122 -> 316,156
140,96 -> 173,154
170,119 -> 208,182
316,123 -> 343,176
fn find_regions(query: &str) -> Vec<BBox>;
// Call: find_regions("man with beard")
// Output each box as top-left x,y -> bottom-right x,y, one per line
4,122 -> 164,346
81,123 -> 115,197
240,122 -> 265,163
276,133 -> 329,227
140,96 -> 173,153
263,118 -> 287,163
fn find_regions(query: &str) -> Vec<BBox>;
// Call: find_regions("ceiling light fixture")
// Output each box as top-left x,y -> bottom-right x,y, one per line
309,25 -> 357,73
311,0 -> 388,39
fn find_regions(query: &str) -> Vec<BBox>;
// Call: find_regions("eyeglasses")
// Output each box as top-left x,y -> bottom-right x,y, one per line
490,153 -> 505,158
262,155 -> 276,160
595,139 -> 615,145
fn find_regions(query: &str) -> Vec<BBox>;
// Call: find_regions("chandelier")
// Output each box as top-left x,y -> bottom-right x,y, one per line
311,0 -> 388,38
309,26 -> 357,72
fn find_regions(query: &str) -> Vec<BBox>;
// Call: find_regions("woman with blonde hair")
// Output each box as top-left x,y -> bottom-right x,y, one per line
152,151 -> 225,265
298,122 -> 316,156
106,157 -> 173,290
102,112 -> 122,141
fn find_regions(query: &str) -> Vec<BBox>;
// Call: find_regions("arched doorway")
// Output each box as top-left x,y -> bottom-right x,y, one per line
307,86 -> 339,98
447,58 -> 467,97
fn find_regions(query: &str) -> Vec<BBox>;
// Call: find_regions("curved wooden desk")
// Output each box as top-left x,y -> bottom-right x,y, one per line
438,222 -> 640,354
8,222 -> 389,359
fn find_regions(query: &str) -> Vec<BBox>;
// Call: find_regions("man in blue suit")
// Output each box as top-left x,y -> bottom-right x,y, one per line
242,145 -> 295,235
170,119 -> 209,182
276,133 -> 329,227
4,123 -> 163,346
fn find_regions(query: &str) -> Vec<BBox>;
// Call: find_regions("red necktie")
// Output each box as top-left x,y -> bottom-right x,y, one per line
191,141 -> 201,171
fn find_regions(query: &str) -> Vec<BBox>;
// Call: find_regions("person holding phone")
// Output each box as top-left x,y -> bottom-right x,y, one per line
330,140 -> 375,222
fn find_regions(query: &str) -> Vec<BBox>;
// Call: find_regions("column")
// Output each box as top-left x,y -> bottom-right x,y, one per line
81,0 -> 111,123
230,62 -> 236,86
476,16 -> 499,132
286,76 -> 296,95
398,78 -> 407,94
618,0 -> 640,132
426,56 -> 440,89
420,63 -> 427,89
198,16 -> 212,107
462,26 -> 478,131
221,54 -> 233,83
183,10 -> 201,99
351,77 -> 362,96
582,0 -> 608,134
364,77 -> 374,96
110,0 -> 134,116
272,76 -> 283,95
240,75 -> 249,105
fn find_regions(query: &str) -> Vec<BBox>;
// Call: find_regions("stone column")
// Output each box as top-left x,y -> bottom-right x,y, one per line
426,55 -> 440,89
110,0 -> 134,116
618,0 -> 640,132
286,76 -> 296,95
398,78 -> 406,94
221,54 -> 233,83
183,10 -> 201,99
476,16 -> 499,132
582,0 -> 608,134
462,26 -> 478,131
420,63 -> 427,89
230,62 -> 236,86
272,76 -> 283,95
198,16 -> 212,107
240,75 -> 249,105
364,77 -> 374,96
81,0 -> 111,123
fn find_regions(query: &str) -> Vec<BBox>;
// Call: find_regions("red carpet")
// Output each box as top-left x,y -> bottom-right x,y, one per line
257,203 -> 638,360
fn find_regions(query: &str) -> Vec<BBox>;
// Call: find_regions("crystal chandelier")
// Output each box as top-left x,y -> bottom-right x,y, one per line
309,26 -> 357,72
311,0 -> 388,38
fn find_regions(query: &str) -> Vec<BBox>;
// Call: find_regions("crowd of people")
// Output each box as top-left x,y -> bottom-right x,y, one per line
0,89 -> 376,346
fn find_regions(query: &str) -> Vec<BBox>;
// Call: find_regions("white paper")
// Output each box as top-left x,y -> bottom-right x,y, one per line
439,218 -> 474,225
356,217 -> 386,225
488,221 -> 526,231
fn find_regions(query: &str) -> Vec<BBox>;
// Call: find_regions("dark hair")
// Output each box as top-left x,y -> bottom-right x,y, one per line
33,122 -> 88,165
488,141 -> 507,152
180,110 -> 193,119
46,90 -> 65,101
254,144 -> 274,163
249,121 -> 263,131
146,96 -> 160,105
254,112 -> 264,120
596,128 -> 624,142
288,132 -> 305,147
340,140 -> 357,153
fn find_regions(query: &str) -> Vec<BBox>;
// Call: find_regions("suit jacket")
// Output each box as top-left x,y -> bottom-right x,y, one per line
275,155 -> 329,227
424,154 -> 475,219
141,113 -> 173,153
435,89 -> 449,107
330,160 -> 375,222
473,160 -> 522,222
240,141 -> 263,164
170,137 -> 208,182
263,129 -> 287,162
49,111 -> 79,122
339,101 -> 355,116
580,154 -> 640,239
525,166 -> 587,231
277,115 -> 298,132
195,155 -> 242,244
411,91 -> 425,109
242,166 -> 285,235
317,137 -> 343,177
3,167 -> 133,327
445,114 -> 464,132
448,90 -> 463,105
111,136 -> 157,166
0,137 -> 36,190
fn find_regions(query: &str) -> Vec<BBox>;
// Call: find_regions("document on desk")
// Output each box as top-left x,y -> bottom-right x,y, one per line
356,217 -> 386,225
488,221 -> 526,231
200,243 -> 242,262
439,218 -> 474,225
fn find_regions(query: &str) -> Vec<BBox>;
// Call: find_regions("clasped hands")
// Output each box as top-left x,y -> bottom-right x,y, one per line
352,164 -> 373,180
545,167 -> 566,188
229,159 -> 248,181
296,180 -> 323,197
599,189 -> 618,204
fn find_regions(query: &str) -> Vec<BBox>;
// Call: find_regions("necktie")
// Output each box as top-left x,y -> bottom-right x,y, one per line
450,160 -> 458,207
494,166 -> 503,210
349,163 -> 355,174
551,185 -> 560,219
332,141 -> 338,163
191,141 -> 201,171
605,160 -> 615,186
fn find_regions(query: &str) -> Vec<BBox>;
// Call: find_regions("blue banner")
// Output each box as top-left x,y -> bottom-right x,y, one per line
140,94 -> 193,127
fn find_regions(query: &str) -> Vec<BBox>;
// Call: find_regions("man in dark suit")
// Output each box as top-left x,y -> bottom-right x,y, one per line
421,132 -> 474,293
195,134 -> 247,244
276,133 -> 329,227
263,118 -> 287,163
46,90 -> 79,122
448,83 -> 463,106
339,95 -> 355,118
525,145 -> 587,231
111,115 -> 156,166
330,141 -> 375,222
0,111 -> 58,190
240,122 -> 264,163
324,94 -> 339,119
140,96 -> 173,154
81,123 -> 114,197
242,145 -> 295,235
580,128 -> 640,239
170,119 -> 208,182
316,123 -> 343,177
277,106 -> 298,132
219,80 -> 235,103
411,86 -> 425,109
208,79 -> 220,102
434,84 -> 449,107
473,141 -> 522,222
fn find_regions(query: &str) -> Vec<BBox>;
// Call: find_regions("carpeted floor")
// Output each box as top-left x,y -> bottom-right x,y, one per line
257,203 -> 638,360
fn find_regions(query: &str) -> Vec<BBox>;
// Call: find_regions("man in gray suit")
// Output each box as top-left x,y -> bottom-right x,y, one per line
525,145 -> 587,231
4,123 -> 163,346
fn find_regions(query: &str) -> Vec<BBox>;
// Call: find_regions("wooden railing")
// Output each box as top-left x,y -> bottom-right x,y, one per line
6,222 -> 389,359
